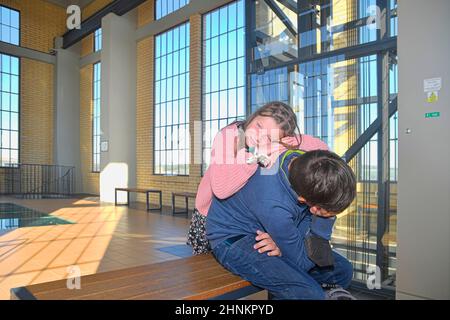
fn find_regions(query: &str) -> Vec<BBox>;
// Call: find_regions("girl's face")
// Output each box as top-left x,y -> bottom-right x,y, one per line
245,115 -> 283,150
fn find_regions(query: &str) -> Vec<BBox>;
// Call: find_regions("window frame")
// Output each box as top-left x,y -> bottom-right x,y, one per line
200,0 -> 247,174
92,62 -> 101,173
0,5 -> 21,47
0,52 -> 20,168
93,28 -> 102,52
153,21 -> 191,176
155,0 -> 190,21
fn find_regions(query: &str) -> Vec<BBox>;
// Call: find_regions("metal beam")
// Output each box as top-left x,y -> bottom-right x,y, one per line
250,36 -> 397,75
342,97 -> 397,163
276,0 -> 298,13
263,0 -> 297,36
62,0 -> 146,49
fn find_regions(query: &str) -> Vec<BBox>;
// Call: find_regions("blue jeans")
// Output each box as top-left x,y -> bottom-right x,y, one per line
212,234 -> 353,300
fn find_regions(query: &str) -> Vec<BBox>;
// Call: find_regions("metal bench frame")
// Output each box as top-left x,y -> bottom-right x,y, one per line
115,188 -> 162,212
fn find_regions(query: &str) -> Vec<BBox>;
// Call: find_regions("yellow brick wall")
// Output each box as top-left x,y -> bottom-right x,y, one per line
82,0 -> 114,21
0,0 -> 66,53
137,0 -> 154,28
80,64 -> 100,195
81,34 -> 94,58
0,0 -> 66,166
135,14 -> 203,208
20,58 -> 54,164
80,0 -> 112,57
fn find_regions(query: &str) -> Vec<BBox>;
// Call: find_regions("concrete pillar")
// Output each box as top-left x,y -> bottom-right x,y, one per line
99,12 -> 137,203
54,37 -> 82,193
397,0 -> 450,299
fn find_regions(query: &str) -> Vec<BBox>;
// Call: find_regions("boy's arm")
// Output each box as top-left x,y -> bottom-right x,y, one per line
310,215 -> 336,240
255,200 -> 311,268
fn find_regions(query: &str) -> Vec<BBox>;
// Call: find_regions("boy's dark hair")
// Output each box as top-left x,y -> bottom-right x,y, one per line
289,150 -> 357,213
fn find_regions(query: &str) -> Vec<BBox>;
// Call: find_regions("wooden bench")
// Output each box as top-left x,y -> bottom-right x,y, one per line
10,254 -> 262,300
115,188 -> 162,212
172,192 -> 196,215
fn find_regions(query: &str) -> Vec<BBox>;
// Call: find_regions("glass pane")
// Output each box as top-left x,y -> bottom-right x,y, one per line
156,0 -> 190,20
251,0 -> 298,71
297,0 -> 384,56
154,22 -> 190,175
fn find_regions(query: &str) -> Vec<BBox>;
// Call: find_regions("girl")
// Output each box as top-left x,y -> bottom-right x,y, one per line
187,101 -> 329,255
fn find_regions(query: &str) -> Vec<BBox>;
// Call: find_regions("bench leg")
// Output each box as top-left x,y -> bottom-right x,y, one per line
146,192 -> 150,211
114,189 -> 117,206
185,196 -> 189,215
159,192 -> 162,211
172,194 -> 176,215
127,191 -> 130,207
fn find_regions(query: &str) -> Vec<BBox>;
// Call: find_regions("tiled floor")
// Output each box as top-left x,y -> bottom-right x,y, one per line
0,196 -> 388,300
0,196 -> 192,300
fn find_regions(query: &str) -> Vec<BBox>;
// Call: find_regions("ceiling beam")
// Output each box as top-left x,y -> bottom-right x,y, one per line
62,0 -> 146,49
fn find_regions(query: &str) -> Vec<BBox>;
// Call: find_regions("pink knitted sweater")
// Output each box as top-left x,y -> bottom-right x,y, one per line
195,123 -> 329,216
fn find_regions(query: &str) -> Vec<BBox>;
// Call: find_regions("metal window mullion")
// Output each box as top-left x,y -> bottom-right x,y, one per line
375,0 -> 390,284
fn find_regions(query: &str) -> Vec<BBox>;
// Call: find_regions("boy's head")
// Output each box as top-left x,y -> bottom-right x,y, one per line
288,150 -> 356,218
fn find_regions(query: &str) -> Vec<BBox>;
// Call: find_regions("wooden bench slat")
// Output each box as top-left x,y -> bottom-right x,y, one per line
128,274 -> 249,300
70,265 -> 236,300
27,255 -> 212,295
14,255 -> 259,300
37,260 -> 225,300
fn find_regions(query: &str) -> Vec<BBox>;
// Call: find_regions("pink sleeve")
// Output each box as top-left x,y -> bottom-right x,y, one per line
281,134 -> 329,152
210,149 -> 258,199
298,134 -> 329,151
208,124 -> 258,199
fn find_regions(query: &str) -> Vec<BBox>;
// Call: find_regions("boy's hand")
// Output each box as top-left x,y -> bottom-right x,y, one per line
254,230 -> 282,257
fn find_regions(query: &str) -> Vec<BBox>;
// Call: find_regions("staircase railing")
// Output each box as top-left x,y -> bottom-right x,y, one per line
0,164 -> 75,198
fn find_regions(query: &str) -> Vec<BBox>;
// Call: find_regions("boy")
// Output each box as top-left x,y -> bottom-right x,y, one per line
206,149 -> 357,300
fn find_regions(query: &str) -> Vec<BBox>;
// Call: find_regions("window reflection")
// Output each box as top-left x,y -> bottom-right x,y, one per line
155,22 -> 190,175
0,53 -> 19,167
92,62 -> 101,172
202,0 -> 246,171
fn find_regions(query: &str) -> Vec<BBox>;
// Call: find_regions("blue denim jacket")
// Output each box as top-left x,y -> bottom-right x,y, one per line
206,150 -> 335,269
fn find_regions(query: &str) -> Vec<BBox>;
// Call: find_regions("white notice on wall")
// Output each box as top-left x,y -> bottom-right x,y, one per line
100,141 -> 109,152
424,77 -> 442,92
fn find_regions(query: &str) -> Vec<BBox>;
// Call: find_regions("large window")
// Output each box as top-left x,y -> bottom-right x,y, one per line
202,0 -> 246,170
154,22 -> 190,175
249,0 -> 397,291
0,53 -> 19,167
92,62 -> 101,172
156,0 -> 190,20
94,28 -> 102,52
0,6 -> 19,46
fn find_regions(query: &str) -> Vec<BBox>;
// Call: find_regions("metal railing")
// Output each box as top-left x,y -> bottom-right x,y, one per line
0,164 -> 75,199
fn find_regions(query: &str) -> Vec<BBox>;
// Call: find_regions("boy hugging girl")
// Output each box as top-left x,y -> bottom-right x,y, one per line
188,102 -> 357,300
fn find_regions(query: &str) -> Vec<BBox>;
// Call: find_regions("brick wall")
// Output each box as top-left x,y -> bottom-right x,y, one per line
0,0 -> 66,166
0,0 -> 66,53
20,58 -> 54,164
137,0 -> 153,28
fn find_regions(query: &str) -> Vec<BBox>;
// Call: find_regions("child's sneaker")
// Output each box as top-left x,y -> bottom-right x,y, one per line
322,284 -> 357,300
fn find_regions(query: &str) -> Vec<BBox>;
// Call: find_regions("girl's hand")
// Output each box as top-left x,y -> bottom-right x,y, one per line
254,230 -> 282,257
